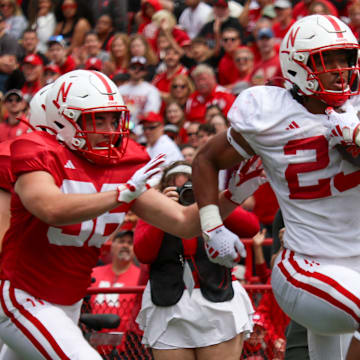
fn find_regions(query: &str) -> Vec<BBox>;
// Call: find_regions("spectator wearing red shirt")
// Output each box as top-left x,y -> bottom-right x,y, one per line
250,28 -> 282,86
90,230 -> 141,354
218,27 -> 243,86
152,46 -> 188,102
21,54 -> 44,103
292,0 -> 338,20
47,35 -> 76,75
272,0 -> 295,43
0,89 -> 28,142
186,64 -> 235,123
90,230 -> 140,333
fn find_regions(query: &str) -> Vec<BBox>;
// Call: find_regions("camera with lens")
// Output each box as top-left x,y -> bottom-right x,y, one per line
176,181 -> 195,206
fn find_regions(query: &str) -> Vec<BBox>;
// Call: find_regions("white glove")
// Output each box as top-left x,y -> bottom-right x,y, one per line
117,154 -> 166,203
199,205 -> 246,268
203,225 -> 246,268
326,104 -> 360,146
226,155 -> 267,205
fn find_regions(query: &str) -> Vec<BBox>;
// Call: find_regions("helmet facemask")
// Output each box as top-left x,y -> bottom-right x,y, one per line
64,106 -> 130,165
303,47 -> 360,107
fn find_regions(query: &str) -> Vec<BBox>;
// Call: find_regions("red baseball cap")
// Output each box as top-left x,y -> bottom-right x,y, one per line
23,54 -> 43,66
213,0 -> 228,8
139,112 -> 164,124
44,63 -> 61,74
85,57 -> 102,71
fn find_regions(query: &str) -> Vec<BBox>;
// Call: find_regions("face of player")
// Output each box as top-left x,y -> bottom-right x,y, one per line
311,49 -> 350,92
111,234 -> 134,262
83,112 -> 120,149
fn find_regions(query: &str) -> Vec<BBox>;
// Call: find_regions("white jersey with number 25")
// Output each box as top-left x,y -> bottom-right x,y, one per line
228,85 -> 360,258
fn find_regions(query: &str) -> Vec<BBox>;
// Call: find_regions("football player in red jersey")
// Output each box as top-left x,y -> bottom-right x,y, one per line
0,70 -> 266,360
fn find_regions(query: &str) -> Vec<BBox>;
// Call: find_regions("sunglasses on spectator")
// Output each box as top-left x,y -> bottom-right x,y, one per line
5,97 -> 21,103
0,3 -> 11,7
143,124 -> 161,131
61,3 -> 77,10
172,84 -> 186,89
222,37 -> 238,43
187,131 -> 198,136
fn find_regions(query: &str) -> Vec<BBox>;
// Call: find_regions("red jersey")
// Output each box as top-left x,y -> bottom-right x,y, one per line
272,19 -> 296,42
0,119 -> 29,143
152,65 -> 188,93
218,52 -> 241,86
90,263 -> 140,332
251,54 -> 282,86
0,140 -> 13,192
185,86 -> 235,123
0,132 -> 149,305
59,55 -> 76,74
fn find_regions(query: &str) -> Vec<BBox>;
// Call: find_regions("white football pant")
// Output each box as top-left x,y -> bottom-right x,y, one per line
272,249 -> 360,360
0,280 -> 102,360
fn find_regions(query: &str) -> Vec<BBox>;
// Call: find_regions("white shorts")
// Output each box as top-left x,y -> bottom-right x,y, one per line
0,280 -> 102,360
272,249 -> 360,360
136,281 -> 254,349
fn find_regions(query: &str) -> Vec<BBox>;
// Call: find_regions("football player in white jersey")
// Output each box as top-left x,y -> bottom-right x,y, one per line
192,15 -> 360,360
0,69 -> 265,360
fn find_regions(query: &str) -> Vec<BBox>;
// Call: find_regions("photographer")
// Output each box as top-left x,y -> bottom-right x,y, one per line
134,160 -> 259,360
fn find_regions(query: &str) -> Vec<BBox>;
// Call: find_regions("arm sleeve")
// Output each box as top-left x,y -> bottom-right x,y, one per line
223,206 -> 260,238
133,219 -> 164,264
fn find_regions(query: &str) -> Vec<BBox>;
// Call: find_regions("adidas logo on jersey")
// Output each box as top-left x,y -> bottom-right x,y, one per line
286,121 -> 300,130
64,160 -> 76,169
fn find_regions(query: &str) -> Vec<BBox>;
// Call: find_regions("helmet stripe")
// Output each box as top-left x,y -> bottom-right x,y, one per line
90,71 -> 114,101
324,15 -> 344,39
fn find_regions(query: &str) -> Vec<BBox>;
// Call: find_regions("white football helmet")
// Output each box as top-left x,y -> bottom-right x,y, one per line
45,70 -> 130,165
28,84 -> 52,132
280,15 -> 360,107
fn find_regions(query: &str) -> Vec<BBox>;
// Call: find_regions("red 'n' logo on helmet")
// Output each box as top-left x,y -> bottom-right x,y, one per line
53,82 -> 73,109
287,27 -> 300,48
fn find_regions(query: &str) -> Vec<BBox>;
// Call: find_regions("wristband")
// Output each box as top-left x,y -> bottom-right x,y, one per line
199,204 -> 223,233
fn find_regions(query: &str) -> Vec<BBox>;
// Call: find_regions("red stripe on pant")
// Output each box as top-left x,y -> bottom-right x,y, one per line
8,285 -> 71,360
278,250 -> 360,323
0,281 -> 53,359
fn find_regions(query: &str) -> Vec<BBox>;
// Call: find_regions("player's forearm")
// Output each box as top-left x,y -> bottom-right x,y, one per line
24,190 -> 121,226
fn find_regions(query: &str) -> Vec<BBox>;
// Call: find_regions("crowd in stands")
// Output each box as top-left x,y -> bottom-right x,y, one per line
0,0 -> 356,358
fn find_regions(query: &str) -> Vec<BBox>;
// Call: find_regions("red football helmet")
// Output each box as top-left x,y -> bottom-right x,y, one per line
45,70 -> 130,165
280,15 -> 360,107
